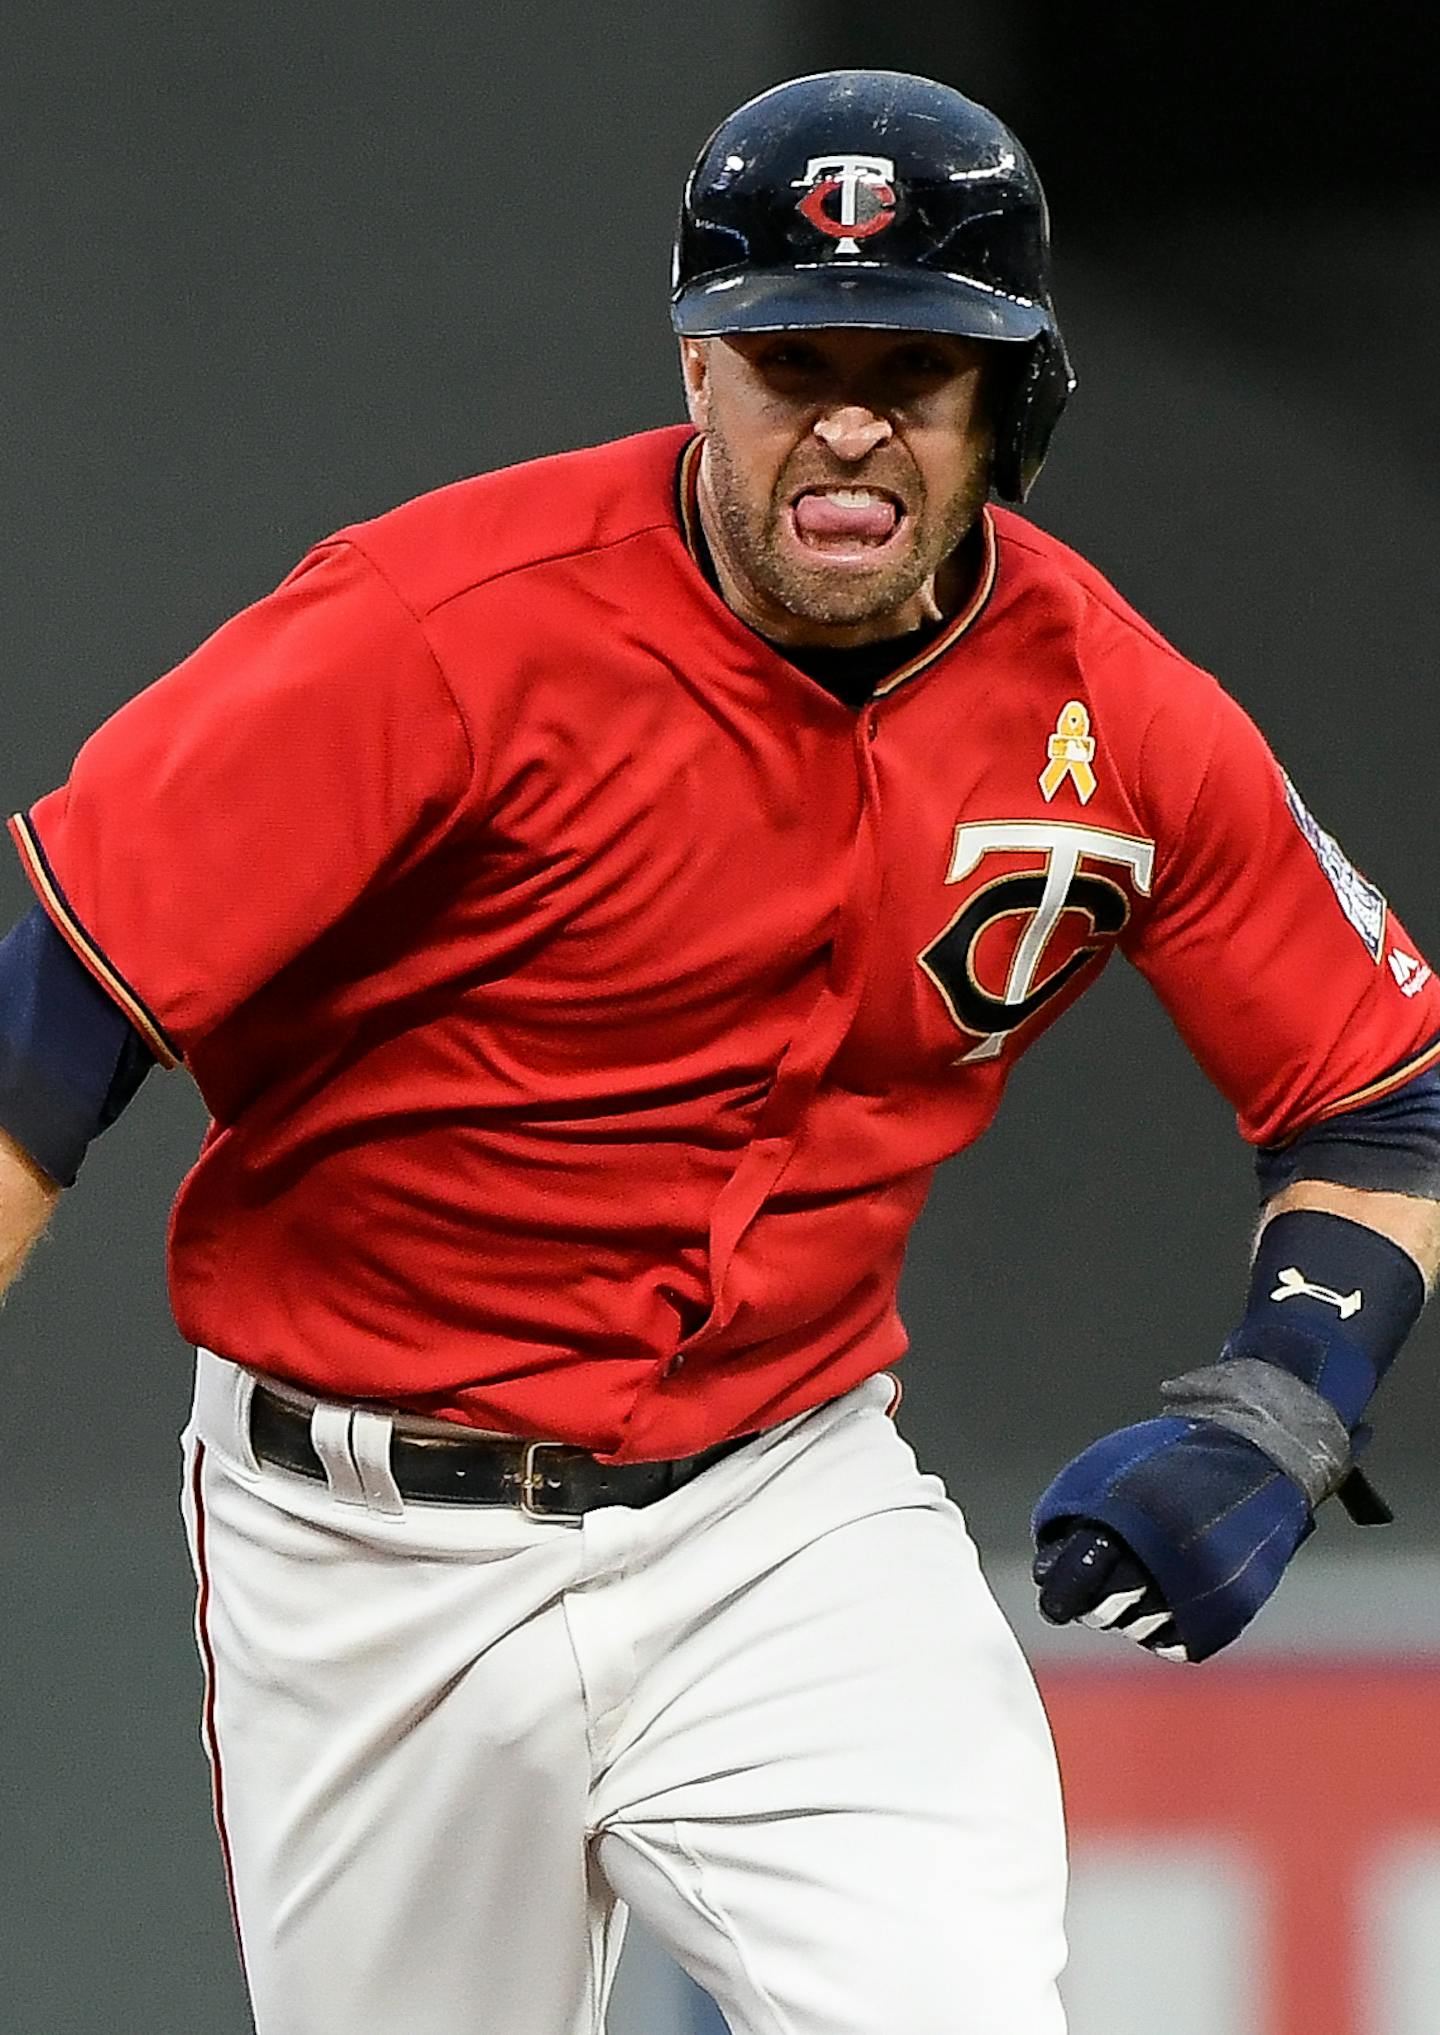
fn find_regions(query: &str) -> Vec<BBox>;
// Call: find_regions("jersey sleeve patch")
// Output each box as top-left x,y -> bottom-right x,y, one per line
1283,774 -> 1387,962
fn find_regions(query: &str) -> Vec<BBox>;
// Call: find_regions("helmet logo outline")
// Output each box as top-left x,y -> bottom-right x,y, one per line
793,153 -> 897,255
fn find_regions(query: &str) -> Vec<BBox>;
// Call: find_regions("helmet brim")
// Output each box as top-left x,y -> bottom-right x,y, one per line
671,264 -> 1048,344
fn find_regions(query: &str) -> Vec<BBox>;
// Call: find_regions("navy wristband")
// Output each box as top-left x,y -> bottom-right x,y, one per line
1221,1207 -> 1426,1429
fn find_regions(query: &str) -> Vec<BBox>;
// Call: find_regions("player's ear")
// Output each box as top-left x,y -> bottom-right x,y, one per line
679,338 -> 711,431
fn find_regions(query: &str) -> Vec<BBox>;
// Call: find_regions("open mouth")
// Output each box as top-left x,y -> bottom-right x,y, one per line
786,485 -> 908,561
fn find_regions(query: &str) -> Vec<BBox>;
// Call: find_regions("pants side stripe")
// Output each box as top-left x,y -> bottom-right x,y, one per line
190,1440 -> 249,1989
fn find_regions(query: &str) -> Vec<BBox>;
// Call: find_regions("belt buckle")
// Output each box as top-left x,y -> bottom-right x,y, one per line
518,1439 -> 584,1525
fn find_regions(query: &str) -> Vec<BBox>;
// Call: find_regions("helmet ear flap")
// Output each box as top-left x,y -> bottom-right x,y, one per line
990,330 -> 1077,504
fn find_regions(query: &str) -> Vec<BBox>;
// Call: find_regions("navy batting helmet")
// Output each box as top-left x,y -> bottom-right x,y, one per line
671,70 -> 1075,503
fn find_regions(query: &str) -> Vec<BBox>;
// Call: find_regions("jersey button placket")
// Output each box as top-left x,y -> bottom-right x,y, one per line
673,729 -> 877,1355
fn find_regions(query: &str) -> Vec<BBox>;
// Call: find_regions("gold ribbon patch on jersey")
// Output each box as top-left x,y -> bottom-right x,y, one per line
1039,700 -> 1097,805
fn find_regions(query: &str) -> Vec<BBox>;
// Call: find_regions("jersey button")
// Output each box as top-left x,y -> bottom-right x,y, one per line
665,1354 -> 685,1376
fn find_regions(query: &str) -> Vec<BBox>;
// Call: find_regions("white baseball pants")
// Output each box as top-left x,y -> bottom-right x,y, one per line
181,1348 -> 1068,2035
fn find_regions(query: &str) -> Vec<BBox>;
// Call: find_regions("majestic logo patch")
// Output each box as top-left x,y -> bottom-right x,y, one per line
918,820 -> 1155,1062
1388,949 -> 1433,998
1039,700 -> 1098,805
794,154 -> 897,254
1283,775 -> 1387,962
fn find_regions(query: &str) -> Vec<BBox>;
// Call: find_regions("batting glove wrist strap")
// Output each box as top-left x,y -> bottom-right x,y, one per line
1158,1358 -> 1353,1510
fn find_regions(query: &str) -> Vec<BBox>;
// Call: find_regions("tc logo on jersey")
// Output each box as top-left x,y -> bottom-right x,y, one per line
794,155 -> 898,253
918,821 -> 1155,1062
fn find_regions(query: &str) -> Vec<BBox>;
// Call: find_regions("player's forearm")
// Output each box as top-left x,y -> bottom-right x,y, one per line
0,1127 -> 60,1299
1262,1178 -> 1440,1289
1036,1170 -> 1440,1662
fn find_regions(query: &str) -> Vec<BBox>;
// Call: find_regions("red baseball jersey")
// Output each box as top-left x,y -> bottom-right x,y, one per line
11,425 -> 1440,1458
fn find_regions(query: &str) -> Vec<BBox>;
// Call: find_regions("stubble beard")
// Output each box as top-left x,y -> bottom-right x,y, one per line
703,427 -> 990,631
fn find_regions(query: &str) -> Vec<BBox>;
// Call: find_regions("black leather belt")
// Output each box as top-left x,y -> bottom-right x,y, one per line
249,1382 -> 756,1519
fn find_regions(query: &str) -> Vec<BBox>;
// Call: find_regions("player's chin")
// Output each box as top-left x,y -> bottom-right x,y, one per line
768,520 -> 927,622
779,574 -> 926,629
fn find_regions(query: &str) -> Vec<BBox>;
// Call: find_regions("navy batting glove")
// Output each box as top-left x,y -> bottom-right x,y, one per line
1031,1416 -> 1313,1662
1033,1526 -> 1186,1660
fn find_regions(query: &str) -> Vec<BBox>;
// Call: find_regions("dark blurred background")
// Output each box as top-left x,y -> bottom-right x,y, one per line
3,5 -> 1436,2029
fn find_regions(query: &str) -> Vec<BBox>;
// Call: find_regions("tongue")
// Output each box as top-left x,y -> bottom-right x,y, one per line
793,492 -> 898,542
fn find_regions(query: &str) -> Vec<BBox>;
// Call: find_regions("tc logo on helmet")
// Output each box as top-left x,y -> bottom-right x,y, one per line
793,154 -> 897,254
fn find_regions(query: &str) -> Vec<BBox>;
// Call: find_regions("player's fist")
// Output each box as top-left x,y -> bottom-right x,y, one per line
1031,1416 -> 1313,1662
1032,1524 -> 1187,1660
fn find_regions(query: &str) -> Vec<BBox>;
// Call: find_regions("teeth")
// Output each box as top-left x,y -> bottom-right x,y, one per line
815,488 -> 889,507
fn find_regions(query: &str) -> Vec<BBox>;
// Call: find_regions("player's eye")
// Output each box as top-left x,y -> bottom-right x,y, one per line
887,344 -> 954,381
754,341 -> 825,378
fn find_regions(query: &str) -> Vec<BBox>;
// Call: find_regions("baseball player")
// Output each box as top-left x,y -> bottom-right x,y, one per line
2,69 -> 1438,2035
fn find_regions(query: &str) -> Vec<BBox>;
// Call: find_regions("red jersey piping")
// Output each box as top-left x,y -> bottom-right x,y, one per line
7,811 -> 180,1067
1294,1032 -> 1440,1133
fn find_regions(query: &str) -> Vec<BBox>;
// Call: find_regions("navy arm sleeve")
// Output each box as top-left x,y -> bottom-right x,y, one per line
0,905 -> 157,1186
1256,1062 -> 1440,1202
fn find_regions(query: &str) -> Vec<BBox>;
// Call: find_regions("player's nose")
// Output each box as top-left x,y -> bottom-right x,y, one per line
812,406 -> 893,462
